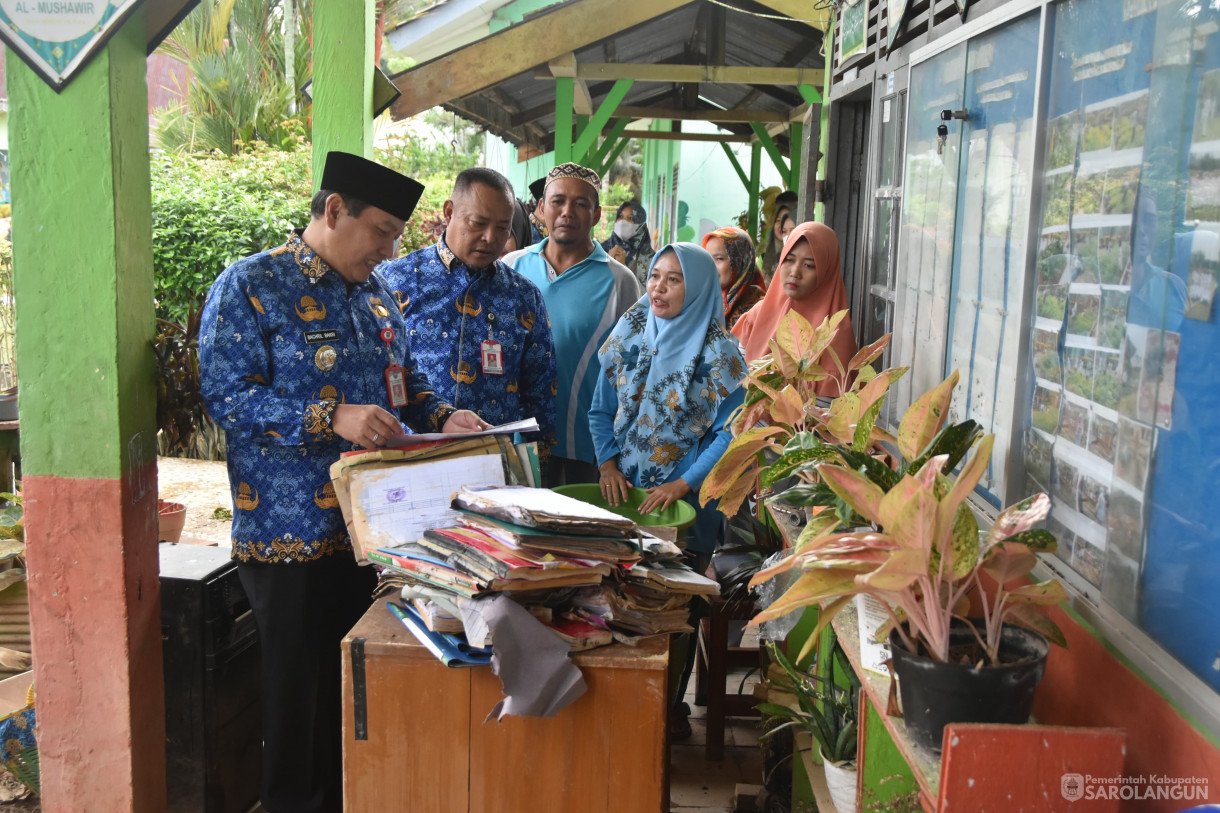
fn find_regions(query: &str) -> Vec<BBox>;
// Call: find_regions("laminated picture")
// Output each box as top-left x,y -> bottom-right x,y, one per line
1032,382 -> 1062,434
1063,346 -> 1095,400
1111,93 -> 1148,152
1114,415 -> 1154,490
1037,283 -> 1068,322
1058,398 -> 1090,448
1186,151 -> 1220,223
1107,487 -> 1145,561
1077,473 -> 1108,525
1052,457 -> 1080,507
1102,167 -> 1140,216
1082,105 -> 1114,153
1042,173 -> 1074,228
1185,245 -> 1215,322
1117,324 -> 1150,423
1101,549 -> 1140,621
1049,514 -> 1076,564
1148,330 -> 1179,430
1072,537 -> 1103,587
1066,291 -> 1100,339
1047,111 -> 1081,169
1071,230 -> 1100,283
1087,412 -> 1118,463
1033,326 -> 1062,382
1093,350 -> 1121,411
1073,171 -> 1105,218
1097,289 -> 1129,349
1038,235 -> 1072,284
1193,68 -> 1220,143
1097,226 -> 1132,286
1024,427 -> 1054,488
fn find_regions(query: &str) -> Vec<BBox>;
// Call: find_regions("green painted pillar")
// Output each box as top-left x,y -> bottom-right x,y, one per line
8,9 -> 165,811
554,78 -> 575,165
313,0 -> 376,187
748,142 -> 762,243
816,8 -> 836,223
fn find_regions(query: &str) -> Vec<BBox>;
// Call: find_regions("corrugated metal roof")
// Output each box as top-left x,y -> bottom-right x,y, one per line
423,0 -> 823,155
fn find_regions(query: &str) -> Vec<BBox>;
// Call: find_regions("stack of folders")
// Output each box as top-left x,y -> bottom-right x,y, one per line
370,485 -> 720,656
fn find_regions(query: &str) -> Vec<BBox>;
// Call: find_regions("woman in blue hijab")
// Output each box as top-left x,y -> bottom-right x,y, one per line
601,200 -> 656,283
590,241 -> 747,739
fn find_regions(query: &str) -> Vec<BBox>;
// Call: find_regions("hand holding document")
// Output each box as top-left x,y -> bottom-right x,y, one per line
385,418 -> 539,446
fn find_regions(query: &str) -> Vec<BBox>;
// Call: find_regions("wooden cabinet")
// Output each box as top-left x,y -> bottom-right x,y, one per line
341,604 -> 670,812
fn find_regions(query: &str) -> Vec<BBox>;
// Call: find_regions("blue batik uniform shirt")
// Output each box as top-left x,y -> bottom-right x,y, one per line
380,235 -> 558,452
200,231 -> 456,564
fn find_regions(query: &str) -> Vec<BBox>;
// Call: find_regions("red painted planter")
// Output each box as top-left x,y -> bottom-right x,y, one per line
157,499 -> 186,543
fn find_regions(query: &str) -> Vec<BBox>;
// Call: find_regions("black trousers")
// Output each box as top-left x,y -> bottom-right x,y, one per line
238,556 -> 378,813
540,455 -> 600,488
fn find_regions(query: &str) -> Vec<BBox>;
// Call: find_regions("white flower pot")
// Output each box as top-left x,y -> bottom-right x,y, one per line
822,756 -> 858,813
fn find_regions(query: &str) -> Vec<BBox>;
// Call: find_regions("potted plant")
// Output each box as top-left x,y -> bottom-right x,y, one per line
749,369 -> 1068,751
758,642 -> 860,813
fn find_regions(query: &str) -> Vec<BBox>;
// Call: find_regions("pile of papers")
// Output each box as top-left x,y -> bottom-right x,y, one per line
370,484 -> 719,654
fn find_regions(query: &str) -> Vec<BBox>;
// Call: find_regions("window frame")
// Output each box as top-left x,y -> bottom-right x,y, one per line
895,0 -> 1220,740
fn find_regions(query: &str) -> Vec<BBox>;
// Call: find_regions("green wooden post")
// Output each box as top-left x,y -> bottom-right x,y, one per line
312,0 -> 375,187
589,117 -> 630,172
816,8 -> 835,222
748,141 -> 762,242
598,134 -> 632,177
554,77 -> 575,165
750,123 -> 790,187
789,120 -> 804,200
8,10 -> 166,809
719,142 -> 750,190
572,79 -> 634,163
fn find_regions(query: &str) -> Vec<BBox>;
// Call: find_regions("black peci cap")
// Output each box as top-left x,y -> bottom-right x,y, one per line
528,177 -> 547,202
320,151 -> 425,222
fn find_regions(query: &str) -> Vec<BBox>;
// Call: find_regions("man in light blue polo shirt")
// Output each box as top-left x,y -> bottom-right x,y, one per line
504,163 -> 640,486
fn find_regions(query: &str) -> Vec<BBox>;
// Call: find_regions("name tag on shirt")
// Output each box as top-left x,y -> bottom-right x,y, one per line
304,329 -> 339,344
481,340 -> 504,375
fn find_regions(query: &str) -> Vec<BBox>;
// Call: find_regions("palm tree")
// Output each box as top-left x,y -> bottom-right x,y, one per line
153,0 -> 314,154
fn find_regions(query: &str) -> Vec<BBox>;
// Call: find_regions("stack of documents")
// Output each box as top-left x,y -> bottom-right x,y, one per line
368,484 -> 719,656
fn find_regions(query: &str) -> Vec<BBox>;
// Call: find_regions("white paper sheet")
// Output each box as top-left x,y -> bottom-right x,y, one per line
385,418 -> 539,446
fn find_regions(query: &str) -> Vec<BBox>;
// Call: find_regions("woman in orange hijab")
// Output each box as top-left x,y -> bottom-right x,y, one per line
732,221 -> 858,396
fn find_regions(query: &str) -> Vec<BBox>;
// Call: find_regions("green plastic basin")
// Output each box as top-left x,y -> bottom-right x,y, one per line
553,483 -> 696,532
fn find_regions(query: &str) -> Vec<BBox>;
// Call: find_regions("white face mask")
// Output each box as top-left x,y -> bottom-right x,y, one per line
614,219 -> 640,241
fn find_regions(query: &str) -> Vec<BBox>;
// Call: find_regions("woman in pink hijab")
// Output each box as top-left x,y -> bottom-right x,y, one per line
732,221 -> 858,396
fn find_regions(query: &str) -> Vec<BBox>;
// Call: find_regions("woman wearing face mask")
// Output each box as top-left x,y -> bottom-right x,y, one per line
590,242 -> 747,740
602,200 -> 655,284
733,221 -> 858,396
703,226 -> 766,331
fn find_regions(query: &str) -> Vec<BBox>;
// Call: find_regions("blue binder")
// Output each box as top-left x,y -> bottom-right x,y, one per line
386,601 -> 493,668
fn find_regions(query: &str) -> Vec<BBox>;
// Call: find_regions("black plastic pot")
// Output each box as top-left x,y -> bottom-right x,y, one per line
888,621 -> 1049,752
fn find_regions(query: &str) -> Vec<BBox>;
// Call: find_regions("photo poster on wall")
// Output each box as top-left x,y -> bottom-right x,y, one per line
840,0 -> 868,63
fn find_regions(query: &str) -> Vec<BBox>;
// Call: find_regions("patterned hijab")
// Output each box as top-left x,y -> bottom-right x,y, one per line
597,243 -> 747,487
703,226 -> 765,330
732,222 -> 857,395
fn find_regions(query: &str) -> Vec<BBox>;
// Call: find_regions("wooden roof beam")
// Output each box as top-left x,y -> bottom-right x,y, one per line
531,63 -> 824,86
389,0 -> 698,120
615,105 -> 788,123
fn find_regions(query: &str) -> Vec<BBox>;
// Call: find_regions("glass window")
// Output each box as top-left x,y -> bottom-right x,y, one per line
1026,0 -> 1220,694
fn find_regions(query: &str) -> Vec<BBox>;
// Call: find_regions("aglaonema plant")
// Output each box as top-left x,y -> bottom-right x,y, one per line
749,371 -> 1069,666
699,309 -> 906,520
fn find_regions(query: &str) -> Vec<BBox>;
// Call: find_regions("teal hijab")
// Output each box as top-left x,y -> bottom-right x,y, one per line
596,243 -> 747,487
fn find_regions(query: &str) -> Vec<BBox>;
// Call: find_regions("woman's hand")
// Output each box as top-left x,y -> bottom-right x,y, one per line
639,479 -> 690,515
598,460 -> 632,507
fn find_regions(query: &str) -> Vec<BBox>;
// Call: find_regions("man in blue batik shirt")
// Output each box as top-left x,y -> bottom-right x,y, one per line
200,151 -> 486,813
380,167 -> 558,454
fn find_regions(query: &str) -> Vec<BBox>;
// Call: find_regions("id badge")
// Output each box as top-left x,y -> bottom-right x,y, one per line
385,364 -> 408,408
481,340 -> 504,375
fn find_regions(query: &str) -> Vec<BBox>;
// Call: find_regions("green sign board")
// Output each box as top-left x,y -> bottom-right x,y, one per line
888,0 -> 909,48
840,0 -> 867,63
0,0 -> 145,91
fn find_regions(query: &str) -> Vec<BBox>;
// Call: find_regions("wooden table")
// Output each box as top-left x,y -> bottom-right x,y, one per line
341,602 -> 670,813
